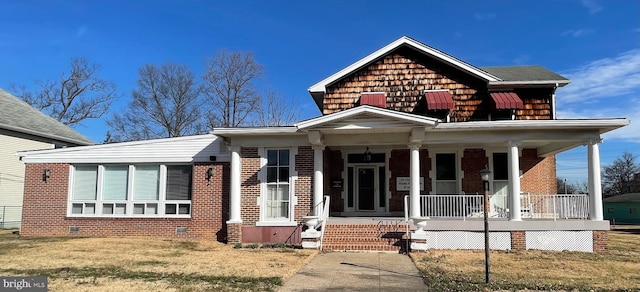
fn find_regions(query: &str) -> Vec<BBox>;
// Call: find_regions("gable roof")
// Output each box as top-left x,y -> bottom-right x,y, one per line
17,134 -> 226,163
481,66 -> 570,86
603,193 -> 640,203
308,36 -> 500,95
296,105 -> 439,130
308,36 -> 571,110
0,89 -> 93,146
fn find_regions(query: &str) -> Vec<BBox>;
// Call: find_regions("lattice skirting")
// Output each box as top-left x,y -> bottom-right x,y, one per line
525,231 -> 593,252
424,231 -> 511,250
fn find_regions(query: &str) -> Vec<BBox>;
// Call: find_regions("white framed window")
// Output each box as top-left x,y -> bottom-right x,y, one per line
68,164 -> 192,218
434,153 -> 457,194
257,148 -> 297,226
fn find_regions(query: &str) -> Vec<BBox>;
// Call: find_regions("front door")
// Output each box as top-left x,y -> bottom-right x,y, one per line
357,166 -> 376,211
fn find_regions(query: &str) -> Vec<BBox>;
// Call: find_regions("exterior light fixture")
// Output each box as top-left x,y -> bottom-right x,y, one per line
206,167 -> 214,183
43,168 -> 51,182
363,147 -> 372,163
479,166 -> 491,284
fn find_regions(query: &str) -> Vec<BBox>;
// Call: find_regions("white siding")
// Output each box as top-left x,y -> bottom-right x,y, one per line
0,134 -> 53,227
19,134 -> 229,164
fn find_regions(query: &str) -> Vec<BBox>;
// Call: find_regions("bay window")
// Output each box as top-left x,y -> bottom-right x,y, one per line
68,164 -> 192,217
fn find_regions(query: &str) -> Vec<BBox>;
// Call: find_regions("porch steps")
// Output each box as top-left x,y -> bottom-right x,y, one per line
322,220 -> 410,252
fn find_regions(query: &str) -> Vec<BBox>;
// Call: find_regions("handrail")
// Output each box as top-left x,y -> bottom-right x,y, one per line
404,195 -> 409,222
319,195 -> 330,251
404,195 -> 410,253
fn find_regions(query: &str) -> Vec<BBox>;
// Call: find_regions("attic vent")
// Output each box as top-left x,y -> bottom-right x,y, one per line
359,92 -> 387,108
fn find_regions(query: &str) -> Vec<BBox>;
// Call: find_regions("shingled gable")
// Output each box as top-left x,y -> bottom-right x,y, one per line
0,89 -> 93,146
307,36 -> 501,110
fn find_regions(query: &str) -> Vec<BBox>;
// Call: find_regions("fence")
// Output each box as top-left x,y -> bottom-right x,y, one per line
419,194 -> 589,220
0,206 -> 22,229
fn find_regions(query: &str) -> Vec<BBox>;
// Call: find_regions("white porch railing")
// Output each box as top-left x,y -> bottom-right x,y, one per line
419,193 -> 589,220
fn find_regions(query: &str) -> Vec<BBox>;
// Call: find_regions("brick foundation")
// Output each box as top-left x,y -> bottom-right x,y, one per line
227,223 -> 242,244
510,231 -> 526,250
593,230 -> 608,253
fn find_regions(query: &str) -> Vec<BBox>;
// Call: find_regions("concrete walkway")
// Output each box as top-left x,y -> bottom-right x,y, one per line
278,252 -> 426,291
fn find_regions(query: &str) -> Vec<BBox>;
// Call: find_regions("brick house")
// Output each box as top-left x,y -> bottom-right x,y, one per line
18,36 -> 628,253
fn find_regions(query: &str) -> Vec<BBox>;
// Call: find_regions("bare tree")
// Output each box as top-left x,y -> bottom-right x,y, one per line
10,57 -> 117,126
202,50 -> 263,127
602,151 -> 640,197
256,88 -> 300,126
556,177 -> 586,194
107,63 -> 204,142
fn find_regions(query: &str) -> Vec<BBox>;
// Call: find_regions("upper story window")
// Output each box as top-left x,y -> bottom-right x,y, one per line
359,92 -> 387,108
69,164 -> 192,217
489,92 -> 523,121
424,90 -> 455,122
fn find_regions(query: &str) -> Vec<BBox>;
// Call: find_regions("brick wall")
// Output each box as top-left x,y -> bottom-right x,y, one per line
593,230 -> 608,253
520,149 -> 556,194
389,149 -> 431,212
462,149 -> 488,194
510,231 -> 526,250
21,162 -> 229,240
240,147 -> 260,224
325,148 -> 344,212
294,146 -> 313,220
237,146 -> 313,243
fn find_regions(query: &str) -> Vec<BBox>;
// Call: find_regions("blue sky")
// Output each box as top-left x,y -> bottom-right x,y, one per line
1,0 -> 638,184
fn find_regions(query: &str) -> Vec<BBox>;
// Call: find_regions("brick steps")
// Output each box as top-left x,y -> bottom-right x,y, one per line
321,223 -> 410,252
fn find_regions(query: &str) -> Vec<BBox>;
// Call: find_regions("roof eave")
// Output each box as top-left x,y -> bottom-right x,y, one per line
0,123 -> 93,146
434,119 -> 629,134
210,127 -> 301,137
489,80 -> 571,87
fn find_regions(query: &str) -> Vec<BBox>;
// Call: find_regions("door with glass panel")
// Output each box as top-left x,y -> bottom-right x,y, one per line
356,166 -> 376,211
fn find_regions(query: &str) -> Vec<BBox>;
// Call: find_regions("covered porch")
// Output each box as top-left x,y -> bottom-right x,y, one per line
297,106 -> 624,224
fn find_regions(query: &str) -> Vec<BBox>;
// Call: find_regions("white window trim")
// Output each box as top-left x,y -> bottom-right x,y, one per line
430,150 -> 462,195
67,164 -> 193,218
256,147 -> 298,226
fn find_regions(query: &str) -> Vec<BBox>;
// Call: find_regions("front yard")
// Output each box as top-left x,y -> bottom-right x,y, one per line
0,230 -> 317,291
411,229 -> 640,291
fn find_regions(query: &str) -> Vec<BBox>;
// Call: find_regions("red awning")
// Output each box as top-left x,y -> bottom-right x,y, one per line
360,93 -> 387,108
490,92 -> 524,109
425,91 -> 454,110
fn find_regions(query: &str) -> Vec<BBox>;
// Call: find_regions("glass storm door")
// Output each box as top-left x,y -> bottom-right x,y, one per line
357,167 -> 376,211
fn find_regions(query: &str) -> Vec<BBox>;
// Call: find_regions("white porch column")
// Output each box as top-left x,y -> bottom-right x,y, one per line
507,140 -> 522,221
312,145 -> 325,216
588,139 -> 604,221
227,146 -> 242,223
409,143 -> 421,218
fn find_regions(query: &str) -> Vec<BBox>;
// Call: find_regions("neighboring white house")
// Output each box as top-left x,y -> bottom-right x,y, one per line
0,89 -> 93,228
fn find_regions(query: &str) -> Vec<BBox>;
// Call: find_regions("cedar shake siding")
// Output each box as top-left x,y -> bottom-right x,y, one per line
323,47 -> 553,121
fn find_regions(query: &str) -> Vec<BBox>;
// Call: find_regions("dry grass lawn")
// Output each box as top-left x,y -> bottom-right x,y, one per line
0,230 -> 317,291
411,230 -> 640,291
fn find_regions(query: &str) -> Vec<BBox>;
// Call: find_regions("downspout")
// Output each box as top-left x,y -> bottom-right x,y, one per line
551,84 -> 557,119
